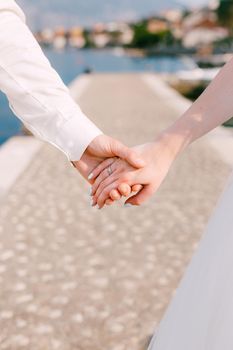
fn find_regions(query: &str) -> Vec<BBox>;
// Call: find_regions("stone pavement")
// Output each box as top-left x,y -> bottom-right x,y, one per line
0,74 -> 232,350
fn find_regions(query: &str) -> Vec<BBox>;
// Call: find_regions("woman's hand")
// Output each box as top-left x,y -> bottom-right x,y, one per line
90,133 -> 181,208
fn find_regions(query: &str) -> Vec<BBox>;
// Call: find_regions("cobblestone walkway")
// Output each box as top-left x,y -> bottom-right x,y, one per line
0,74 -> 231,350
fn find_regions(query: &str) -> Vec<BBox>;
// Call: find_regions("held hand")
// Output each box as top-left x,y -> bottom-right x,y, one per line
72,135 -> 145,198
90,133 -> 180,208
104,183 -> 143,205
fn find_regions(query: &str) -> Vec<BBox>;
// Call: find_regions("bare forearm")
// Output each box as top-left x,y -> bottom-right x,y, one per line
161,57 -> 233,157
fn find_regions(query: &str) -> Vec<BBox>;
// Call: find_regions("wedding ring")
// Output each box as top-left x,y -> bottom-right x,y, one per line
107,165 -> 113,176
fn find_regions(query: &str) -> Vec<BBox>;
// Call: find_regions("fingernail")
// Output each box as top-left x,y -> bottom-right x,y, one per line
124,203 -> 133,207
89,188 -> 93,196
88,173 -> 93,180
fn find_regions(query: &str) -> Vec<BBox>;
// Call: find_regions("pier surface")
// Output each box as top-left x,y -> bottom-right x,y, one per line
0,73 -> 232,350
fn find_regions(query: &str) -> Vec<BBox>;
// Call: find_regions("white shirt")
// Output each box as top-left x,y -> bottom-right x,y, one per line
0,1 -> 102,160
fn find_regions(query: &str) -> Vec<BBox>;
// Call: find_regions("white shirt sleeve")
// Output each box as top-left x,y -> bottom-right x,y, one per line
0,1 -> 102,161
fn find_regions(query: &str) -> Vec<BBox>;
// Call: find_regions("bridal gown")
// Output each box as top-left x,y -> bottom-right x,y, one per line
148,171 -> 233,350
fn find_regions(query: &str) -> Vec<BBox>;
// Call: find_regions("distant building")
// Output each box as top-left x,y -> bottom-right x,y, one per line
182,9 -> 228,48
209,0 -> 220,10
183,9 -> 218,31
68,27 -> 85,48
162,9 -> 183,24
92,33 -> 110,48
118,28 -> 134,45
93,23 -> 107,34
147,19 -> 169,34
162,10 -> 183,40
89,22 -> 133,48
105,22 -> 134,45
89,23 -> 110,48
53,26 -> 67,49
37,28 -> 54,46
183,27 -> 228,48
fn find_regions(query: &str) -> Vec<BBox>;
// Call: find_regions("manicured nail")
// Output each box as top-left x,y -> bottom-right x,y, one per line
88,173 -> 93,180
124,203 -> 133,207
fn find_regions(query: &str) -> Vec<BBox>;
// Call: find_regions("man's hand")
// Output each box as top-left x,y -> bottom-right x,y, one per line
71,135 -> 145,201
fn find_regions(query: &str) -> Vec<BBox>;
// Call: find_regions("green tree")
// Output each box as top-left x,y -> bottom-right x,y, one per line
83,30 -> 94,48
131,23 -> 174,48
217,0 -> 233,33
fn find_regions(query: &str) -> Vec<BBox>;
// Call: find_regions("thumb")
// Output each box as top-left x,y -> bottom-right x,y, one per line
111,139 -> 145,168
125,185 -> 154,206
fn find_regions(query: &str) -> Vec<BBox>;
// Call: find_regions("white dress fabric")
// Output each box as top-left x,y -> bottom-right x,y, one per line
0,1 -> 102,160
148,171 -> 233,350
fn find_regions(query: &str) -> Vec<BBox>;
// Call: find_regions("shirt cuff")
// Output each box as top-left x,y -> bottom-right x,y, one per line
55,113 -> 103,161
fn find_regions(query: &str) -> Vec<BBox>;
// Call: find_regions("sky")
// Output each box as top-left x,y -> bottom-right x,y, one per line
17,0 -> 209,30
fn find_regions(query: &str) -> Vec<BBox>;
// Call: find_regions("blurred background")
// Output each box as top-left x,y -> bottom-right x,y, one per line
0,2 -> 233,350
2,0 -> 233,144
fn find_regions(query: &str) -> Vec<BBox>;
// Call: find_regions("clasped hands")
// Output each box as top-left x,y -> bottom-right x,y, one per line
73,134 -> 176,208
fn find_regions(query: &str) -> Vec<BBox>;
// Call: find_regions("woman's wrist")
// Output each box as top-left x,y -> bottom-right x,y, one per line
156,106 -> 206,158
154,125 -> 191,160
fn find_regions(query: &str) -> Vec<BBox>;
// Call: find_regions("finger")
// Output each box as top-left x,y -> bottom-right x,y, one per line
91,161 -> 118,196
97,182 -> 123,209
132,184 -> 143,193
114,184 -> 143,200
91,167 -> 110,196
92,174 -> 121,206
105,198 -> 114,206
125,185 -> 154,206
88,158 -> 116,183
110,140 -> 145,169
93,170 -> 122,198
109,189 -> 121,201
93,189 -> 122,207
117,183 -> 131,197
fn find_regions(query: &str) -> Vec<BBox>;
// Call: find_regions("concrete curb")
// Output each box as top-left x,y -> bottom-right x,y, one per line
0,136 -> 42,199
